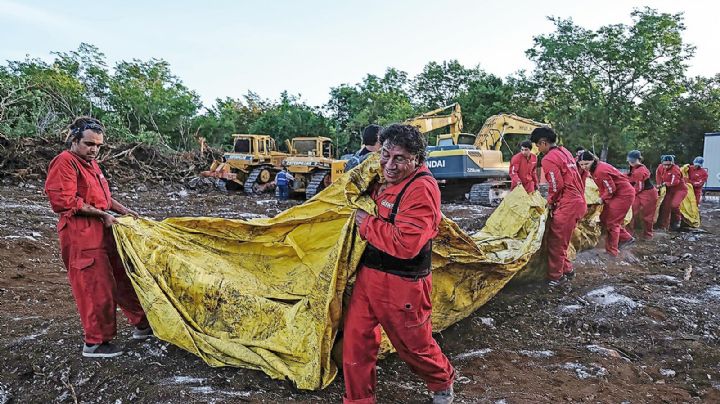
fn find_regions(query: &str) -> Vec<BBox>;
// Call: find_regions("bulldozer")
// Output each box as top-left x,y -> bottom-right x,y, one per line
200,134 -> 288,194
425,113 -> 550,205
282,136 -> 346,200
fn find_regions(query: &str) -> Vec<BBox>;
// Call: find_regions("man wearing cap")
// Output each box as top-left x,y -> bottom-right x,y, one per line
509,140 -> 538,194
687,157 -> 708,206
530,127 -> 587,287
625,150 -> 658,240
345,124 -> 383,172
655,155 -> 688,231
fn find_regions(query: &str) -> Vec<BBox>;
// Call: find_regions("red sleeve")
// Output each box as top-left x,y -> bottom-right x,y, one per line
359,181 -> 440,259
596,169 -> 616,201
542,156 -> 564,206
663,167 -> 681,186
509,154 -> 521,189
628,169 -> 642,193
694,169 -> 708,186
45,155 -> 84,217
531,154 -> 539,188
655,166 -> 662,186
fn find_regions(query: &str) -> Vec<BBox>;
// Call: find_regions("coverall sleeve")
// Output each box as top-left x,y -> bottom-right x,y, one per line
662,168 -> 681,187
45,157 -> 84,217
359,183 -> 439,259
655,167 -> 662,186
694,170 -> 708,187
542,158 -> 564,206
509,156 -> 521,189
598,172 -> 616,201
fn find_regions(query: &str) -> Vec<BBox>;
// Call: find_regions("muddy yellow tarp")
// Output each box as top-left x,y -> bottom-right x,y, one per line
113,154 -> 549,390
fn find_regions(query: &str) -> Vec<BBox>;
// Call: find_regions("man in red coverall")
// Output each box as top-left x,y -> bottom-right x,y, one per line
687,157 -> 708,206
625,150 -> 658,240
530,127 -> 587,287
344,124 -> 455,404
655,155 -> 688,231
45,116 -> 152,358
509,140 -> 538,194
578,152 -> 635,256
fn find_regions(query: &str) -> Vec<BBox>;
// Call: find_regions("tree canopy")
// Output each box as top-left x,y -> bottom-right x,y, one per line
0,8 -> 716,165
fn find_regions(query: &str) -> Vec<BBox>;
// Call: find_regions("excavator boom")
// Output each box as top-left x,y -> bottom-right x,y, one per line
404,103 -> 464,137
473,114 -> 549,151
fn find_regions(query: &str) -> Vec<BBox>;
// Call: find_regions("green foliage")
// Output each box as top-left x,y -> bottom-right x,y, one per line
250,92 -> 332,150
525,8 -> 696,163
191,92 -> 269,148
326,68 -> 414,151
1,10 -> 717,165
109,59 -> 201,149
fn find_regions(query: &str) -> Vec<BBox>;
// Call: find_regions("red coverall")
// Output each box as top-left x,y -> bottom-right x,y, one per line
591,162 -> 635,256
344,165 -> 454,404
509,152 -> 538,193
655,164 -> 688,229
687,165 -> 708,206
45,150 -> 147,344
626,164 -> 658,239
542,146 -> 587,281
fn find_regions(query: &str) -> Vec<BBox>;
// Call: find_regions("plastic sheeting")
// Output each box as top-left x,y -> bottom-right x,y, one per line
114,154 -> 556,390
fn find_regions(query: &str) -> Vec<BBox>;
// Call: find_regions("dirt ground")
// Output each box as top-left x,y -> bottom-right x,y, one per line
1,178 -> 720,403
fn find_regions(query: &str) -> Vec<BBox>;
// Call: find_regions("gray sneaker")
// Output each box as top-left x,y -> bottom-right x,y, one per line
433,386 -> 454,404
132,326 -> 154,340
82,342 -> 123,358
619,237 -> 636,249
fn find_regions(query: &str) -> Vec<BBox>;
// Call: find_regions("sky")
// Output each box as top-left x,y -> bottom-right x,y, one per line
1,0 -> 718,109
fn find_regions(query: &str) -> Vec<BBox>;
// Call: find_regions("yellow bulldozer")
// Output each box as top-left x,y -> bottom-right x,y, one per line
200,134 -> 288,194
282,136 -> 346,200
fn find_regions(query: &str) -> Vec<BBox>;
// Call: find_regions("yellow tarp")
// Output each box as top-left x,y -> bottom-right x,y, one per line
114,154 -> 551,390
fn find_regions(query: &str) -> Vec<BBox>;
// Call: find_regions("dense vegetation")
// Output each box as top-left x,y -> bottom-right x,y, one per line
1,8 -> 717,164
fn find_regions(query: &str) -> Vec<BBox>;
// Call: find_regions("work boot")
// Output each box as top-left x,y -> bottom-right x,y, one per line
670,222 -> 682,232
432,386 -> 454,404
564,271 -> 576,280
546,278 -> 563,289
619,237 -> 636,250
132,326 -> 154,340
82,342 -> 123,358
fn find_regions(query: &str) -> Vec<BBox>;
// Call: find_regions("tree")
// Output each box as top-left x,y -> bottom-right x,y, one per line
250,91 -> 332,149
192,92 -> 269,147
326,68 -> 414,151
526,8 -> 695,162
109,59 -> 201,148
412,60 -> 476,111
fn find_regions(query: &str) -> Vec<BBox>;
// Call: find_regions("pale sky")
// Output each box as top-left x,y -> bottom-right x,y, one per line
2,0 -> 718,108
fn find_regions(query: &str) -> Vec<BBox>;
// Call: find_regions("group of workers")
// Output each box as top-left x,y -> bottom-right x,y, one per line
510,128 -> 708,287
45,115 -> 708,404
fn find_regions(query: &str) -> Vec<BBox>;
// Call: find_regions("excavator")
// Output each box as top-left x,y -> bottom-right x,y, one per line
404,103 -> 477,147
425,113 -> 550,205
200,134 -> 288,193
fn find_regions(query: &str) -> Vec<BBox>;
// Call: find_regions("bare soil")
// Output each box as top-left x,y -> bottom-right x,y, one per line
1,178 -> 719,403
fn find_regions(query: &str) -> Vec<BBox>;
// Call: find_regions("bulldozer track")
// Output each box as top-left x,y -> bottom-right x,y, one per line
468,183 -> 493,206
306,170 -> 329,200
244,166 -> 272,194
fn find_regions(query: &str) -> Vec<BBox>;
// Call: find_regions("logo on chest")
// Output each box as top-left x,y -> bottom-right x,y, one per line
380,199 -> 394,209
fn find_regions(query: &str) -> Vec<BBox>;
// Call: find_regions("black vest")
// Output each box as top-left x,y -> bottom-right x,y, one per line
360,171 -> 434,279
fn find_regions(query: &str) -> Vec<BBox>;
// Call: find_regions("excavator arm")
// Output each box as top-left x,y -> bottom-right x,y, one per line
473,114 -> 549,151
404,103 -> 464,137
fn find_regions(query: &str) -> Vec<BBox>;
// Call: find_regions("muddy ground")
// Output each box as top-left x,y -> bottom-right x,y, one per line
1,179 -> 720,403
